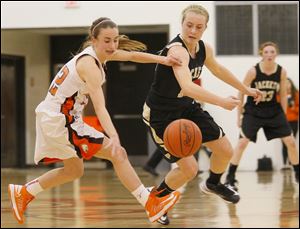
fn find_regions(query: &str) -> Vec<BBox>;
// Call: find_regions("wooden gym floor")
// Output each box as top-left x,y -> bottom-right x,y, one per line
1,167 -> 299,228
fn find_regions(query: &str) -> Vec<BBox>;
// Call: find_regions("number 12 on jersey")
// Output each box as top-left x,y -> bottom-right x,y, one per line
49,66 -> 69,96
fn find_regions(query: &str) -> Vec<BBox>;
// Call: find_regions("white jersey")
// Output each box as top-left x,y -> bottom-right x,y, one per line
34,46 -> 105,164
36,46 -> 105,115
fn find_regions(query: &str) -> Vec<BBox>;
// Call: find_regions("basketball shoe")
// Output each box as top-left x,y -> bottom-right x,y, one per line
146,186 -> 171,225
8,184 -> 34,224
224,174 -> 239,191
157,213 -> 170,225
145,187 -> 180,223
200,180 -> 240,204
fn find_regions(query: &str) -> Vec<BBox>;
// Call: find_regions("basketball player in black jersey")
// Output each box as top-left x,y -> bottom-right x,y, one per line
225,42 -> 299,191
142,4 -> 262,225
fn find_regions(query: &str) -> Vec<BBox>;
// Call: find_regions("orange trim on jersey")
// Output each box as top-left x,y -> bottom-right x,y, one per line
83,116 -> 104,132
71,131 -> 103,160
61,94 -> 76,125
41,157 -> 63,165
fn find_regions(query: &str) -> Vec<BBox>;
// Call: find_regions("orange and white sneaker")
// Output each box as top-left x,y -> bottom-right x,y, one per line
145,188 -> 180,223
8,184 -> 34,224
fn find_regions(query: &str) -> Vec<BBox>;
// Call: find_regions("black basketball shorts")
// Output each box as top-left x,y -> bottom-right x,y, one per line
241,111 -> 292,142
142,102 -> 225,163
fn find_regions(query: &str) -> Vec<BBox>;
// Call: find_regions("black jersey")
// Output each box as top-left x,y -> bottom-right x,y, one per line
244,63 -> 282,118
146,34 -> 206,111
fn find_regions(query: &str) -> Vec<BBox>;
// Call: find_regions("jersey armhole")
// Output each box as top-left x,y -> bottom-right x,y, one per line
75,54 -> 102,83
76,54 -> 100,68
166,42 -> 183,49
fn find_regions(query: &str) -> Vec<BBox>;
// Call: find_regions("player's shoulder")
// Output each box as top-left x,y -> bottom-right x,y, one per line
166,41 -> 183,49
168,45 -> 189,60
202,41 -> 213,58
249,66 -> 257,73
77,54 -> 98,68
202,41 -> 211,49
279,65 -> 287,75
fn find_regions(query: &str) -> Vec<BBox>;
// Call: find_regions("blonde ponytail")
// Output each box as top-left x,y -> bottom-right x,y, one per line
118,35 -> 147,51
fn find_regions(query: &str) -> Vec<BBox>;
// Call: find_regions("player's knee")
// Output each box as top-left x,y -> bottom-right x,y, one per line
286,138 -> 297,150
239,138 -> 249,149
187,165 -> 199,180
223,147 -> 233,160
110,148 -> 128,164
64,161 -> 84,179
184,160 -> 198,180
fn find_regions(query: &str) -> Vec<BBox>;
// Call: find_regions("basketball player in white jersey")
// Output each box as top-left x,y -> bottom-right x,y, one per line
8,17 -> 182,225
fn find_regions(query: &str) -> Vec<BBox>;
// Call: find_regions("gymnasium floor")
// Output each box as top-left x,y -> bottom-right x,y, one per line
1,167 -> 299,228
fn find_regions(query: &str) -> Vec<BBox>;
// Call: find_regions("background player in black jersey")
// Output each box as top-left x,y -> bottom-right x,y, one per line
142,4 -> 262,224
225,42 -> 299,191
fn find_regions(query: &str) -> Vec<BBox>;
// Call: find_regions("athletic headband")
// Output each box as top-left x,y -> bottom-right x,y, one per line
91,19 -> 113,35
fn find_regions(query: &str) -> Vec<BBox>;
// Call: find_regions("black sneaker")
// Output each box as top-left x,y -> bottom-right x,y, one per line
157,213 -> 170,225
225,174 -> 239,191
200,180 -> 240,204
143,165 -> 159,177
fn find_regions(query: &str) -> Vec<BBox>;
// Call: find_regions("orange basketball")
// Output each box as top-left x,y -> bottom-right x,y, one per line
163,119 -> 202,158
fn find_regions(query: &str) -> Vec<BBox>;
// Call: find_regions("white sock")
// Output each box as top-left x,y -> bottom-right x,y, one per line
131,184 -> 150,207
25,179 -> 44,196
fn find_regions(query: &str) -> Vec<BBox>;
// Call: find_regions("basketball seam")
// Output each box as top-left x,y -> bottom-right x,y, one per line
166,126 -> 175,155
179,119 -> 183,157
187,122 -> 196,156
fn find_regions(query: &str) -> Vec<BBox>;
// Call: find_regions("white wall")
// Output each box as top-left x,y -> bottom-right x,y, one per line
1,1 -> 299,169
1,31 -> 50,165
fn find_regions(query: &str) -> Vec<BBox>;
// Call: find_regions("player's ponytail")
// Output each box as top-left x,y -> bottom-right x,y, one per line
118,35 -> 147,51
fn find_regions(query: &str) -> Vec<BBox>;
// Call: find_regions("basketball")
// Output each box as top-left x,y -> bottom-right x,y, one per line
163,119 -> 202,158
